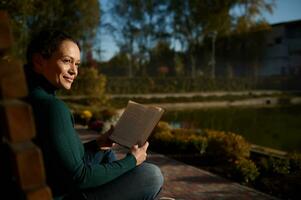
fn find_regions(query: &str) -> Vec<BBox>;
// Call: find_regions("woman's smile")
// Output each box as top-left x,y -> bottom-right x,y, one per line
63,75 -> 74,83
38,40 -> 80,90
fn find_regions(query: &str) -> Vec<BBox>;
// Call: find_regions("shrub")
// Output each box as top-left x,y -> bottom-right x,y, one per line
152,121 -> 173,141
151,122 -> 207,154
255,153 -> 301,200
270,157 -> 291,175
81,110 -> 92,120
150,121 -> 174,154
203,129 -> 251,164
92,108 -> 118,122
72,110 -> 93,125
171,129 -> 207,154
232,158 -> 259,183
59,67 -> 108,105
257,157 -> 291,175
289,152 -> 301,172
150,121 -> 301,199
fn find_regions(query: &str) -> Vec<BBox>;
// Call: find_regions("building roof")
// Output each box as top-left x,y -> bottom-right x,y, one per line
271,19 -> 301,27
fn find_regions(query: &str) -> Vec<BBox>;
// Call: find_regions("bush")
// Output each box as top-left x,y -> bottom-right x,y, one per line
151,122 -> 207,154
254,153 -> 301,200
257,157 -> 291,175
232,158 -> 259,183
91,108 -> 118,122
151,124 -> 252,163
59,67 -> 108,106
289,152 -> 301,172
270,157 -> 291,175
150,121 -> 301,199
203,129 -> 251,164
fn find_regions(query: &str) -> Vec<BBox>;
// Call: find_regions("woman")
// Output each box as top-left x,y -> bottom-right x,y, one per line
24,29 -> 163,200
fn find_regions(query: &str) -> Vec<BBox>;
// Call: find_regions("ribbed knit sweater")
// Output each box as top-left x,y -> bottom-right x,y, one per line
25,68 -> 136,199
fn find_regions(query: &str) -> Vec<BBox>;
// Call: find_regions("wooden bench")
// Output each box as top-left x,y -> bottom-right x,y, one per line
0,11 -> 52,200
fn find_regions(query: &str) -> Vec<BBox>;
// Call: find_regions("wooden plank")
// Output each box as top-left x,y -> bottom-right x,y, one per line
0,11 -> 53,200
0,11 -> 13,50
26,186 -> 52,200
0,101 -> 36,143
0,59 -> 28,98
10,142 -> 47,190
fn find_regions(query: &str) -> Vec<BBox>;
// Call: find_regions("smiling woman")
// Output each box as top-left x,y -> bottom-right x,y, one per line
24,29 -> 163,200
25,30 -> 81,90
34,40 -> 80,90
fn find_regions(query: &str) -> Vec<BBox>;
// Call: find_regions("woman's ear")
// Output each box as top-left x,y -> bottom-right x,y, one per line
32,53 -> 45,74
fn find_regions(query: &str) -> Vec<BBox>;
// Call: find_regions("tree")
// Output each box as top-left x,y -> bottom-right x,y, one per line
103,0 -> 275,77
109,0 -> 170,77
148,41 -> 175,76
100,52 -> 130,76
167,0 -> 275,78
0,0 -> 100,62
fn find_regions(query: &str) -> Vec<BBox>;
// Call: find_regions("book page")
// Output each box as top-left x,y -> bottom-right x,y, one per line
109,101 -> 164,148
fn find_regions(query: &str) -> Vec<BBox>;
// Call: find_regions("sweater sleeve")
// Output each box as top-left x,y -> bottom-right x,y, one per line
83,139 -> 100,154
45,99 -> 136,189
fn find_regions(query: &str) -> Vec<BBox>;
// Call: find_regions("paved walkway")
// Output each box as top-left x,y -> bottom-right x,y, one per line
77,126 -> 279,200
147,153 -> 278,200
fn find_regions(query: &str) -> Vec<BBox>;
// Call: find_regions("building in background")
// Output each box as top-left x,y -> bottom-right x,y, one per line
260,19 -> 301,76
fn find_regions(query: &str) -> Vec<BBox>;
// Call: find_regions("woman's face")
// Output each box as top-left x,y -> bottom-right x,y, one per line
38,40 -> 81,90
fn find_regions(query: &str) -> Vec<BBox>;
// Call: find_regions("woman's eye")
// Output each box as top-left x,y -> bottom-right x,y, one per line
63,59 -> 72,64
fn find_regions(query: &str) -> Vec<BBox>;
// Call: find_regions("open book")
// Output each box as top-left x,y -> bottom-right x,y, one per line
109,100 -> 164,148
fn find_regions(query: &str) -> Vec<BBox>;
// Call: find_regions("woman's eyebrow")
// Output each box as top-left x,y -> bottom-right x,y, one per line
62,55 -> 73,59
62,55 -> 80,62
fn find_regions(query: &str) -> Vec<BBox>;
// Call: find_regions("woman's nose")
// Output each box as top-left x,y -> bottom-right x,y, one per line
69,63 -> 77,75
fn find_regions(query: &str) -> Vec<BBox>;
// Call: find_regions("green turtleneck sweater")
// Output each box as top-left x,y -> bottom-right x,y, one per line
26,69 -> 136,199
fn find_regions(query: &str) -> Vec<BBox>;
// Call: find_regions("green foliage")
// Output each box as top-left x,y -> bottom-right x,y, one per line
105,76 -> 299,94
106,77 -> 255,93
108,0 -> 274,77
270,157 -> 291,175
100,53 -> 130,76
289,152 -> 301,172
151,120 -> 301,198
147,41 -> 176,76
163,105 -> 301,153
255,154 -> 301,200
152,122 -> 252,164
203,129 -> 251,164
151,121 -> 207,155
72,107 -> 118,126
257,153 -> 301,176
60,67 -> 108,105
232,158 -> 259,183
75,68 -> 106,96
0,0 -> 100,60
110,0 -> 169,75
152,123 -> 258,183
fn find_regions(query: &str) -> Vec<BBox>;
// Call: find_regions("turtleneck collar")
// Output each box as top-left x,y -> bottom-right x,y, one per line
24,64 -> 57,96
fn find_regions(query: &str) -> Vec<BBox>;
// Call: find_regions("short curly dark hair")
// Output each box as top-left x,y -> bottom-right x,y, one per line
26,29 -> 80,66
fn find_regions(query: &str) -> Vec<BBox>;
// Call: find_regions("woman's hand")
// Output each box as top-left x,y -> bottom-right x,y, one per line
131,141 -> 149,166
96,126 -> 115,150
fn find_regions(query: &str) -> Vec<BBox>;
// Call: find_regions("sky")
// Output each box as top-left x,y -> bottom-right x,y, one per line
263,0 -> 301,24
95,0 -> 301,61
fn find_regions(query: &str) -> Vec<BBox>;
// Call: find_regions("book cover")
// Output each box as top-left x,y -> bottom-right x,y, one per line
109,100 -> 164,148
